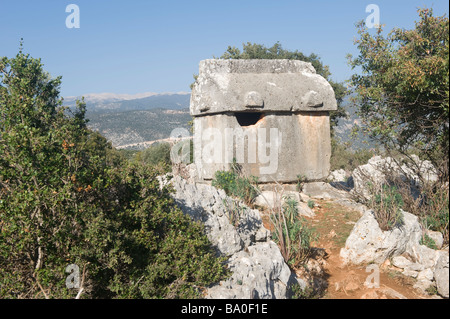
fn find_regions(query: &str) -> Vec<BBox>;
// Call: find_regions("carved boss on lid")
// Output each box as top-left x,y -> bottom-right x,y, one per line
190,59 -> 337,116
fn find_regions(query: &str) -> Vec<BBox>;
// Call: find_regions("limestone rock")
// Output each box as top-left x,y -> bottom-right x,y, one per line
413,279 -> 434,293
168,175 -> 307,299
434,252 -> 449,298
392,256 -> 413,269
206,241 -> 304,299
414,268 -> 435,294
406,241 -> 441,270
351,155 -> 439,201
254,190 -> 281,209
340,204 -> 448,296
302,182 -> 351,200
417,268 -> 434,282
402,269 -> 419,278
172,176 -> 246,256
425,230 -> 444,250
328,169 -> 347,183
340,209 -> 422,265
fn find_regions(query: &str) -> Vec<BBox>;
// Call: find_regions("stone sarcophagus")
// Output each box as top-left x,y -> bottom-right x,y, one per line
190,59 -> 337,183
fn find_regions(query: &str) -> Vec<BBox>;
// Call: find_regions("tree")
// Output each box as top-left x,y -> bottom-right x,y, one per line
0,47 -> 227,298
136,142 -> 172,166
347,8 -> 449,180
217,42 -> 348,131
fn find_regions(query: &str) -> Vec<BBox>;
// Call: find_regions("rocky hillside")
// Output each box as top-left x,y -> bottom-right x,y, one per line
64,92 -> 190,112
164,158 -> 448,299
86,108 -> 191,148
64,92 -> 192,149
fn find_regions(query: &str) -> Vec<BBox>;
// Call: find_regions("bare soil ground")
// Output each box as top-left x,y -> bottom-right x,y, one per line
306,199 -> 437,299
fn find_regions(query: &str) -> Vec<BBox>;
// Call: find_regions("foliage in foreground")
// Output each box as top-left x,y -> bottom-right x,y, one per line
348,7 -> 449,243
0,49 -> 227,299
270,196 -> 317,269
348,7 -> 449,181
367,184 -> 405,231
211,160 -> 259,206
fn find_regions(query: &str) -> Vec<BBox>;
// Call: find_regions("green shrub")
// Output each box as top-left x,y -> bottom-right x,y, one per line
211,160 -> 259,206
290,281 -> 319,299
270,196 -> 317,268
0,50 -> 227,299
420,185 -> 449,246
136,142 -> 172,166
330,138 -> 377,172
369,185 -> 404,231
420,234 -> 438,250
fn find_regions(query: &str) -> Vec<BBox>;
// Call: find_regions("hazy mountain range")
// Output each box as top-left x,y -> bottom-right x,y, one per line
64,92 -> 191,113
63,92 -> 192,149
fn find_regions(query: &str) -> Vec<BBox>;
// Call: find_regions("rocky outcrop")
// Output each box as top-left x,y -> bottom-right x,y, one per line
207,241 -> 301,299
340,209 -> 422,265
340,208 -> 448,297
168,174 -> 305,299
302,181 -> 352,200
341,210 -> 422,265
434,253 -> 449,298
351,155 -> 439,201
328,169 -> 347,183
254,190 -> 315,218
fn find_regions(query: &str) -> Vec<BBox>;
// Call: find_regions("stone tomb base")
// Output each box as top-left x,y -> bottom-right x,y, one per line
193,111 -> 331,183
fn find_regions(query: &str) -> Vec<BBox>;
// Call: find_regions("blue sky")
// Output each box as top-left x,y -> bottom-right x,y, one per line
0,0 -> 448,97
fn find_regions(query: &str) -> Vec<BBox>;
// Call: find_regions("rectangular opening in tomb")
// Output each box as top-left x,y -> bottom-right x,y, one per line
235,112 -> 264,127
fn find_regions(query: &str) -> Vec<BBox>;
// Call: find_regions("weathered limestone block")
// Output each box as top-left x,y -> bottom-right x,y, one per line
339,209 -> 423,265
190,59 -> 337,183
434,252 -> 449,298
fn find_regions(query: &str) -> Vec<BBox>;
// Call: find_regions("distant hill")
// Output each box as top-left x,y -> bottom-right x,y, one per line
64,92 -> 191,112
334,95 -> 378,150
87,108 -> 192,149
63,92 -> 192,149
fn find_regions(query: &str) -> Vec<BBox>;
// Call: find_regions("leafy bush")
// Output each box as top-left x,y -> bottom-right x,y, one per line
407,181 -> 449,246
330,138 -> 377,172
348,8 -> 449,176
0,49 -> 227,299
420,234 -> 438,250
211,160 -> 259,206
135,142 -> 172,166
368,185 -> 404,231
270,196 -> 317,268
289,281 -> 318,299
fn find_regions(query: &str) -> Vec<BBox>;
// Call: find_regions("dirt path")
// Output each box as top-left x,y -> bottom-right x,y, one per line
307,199 -> 435,299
